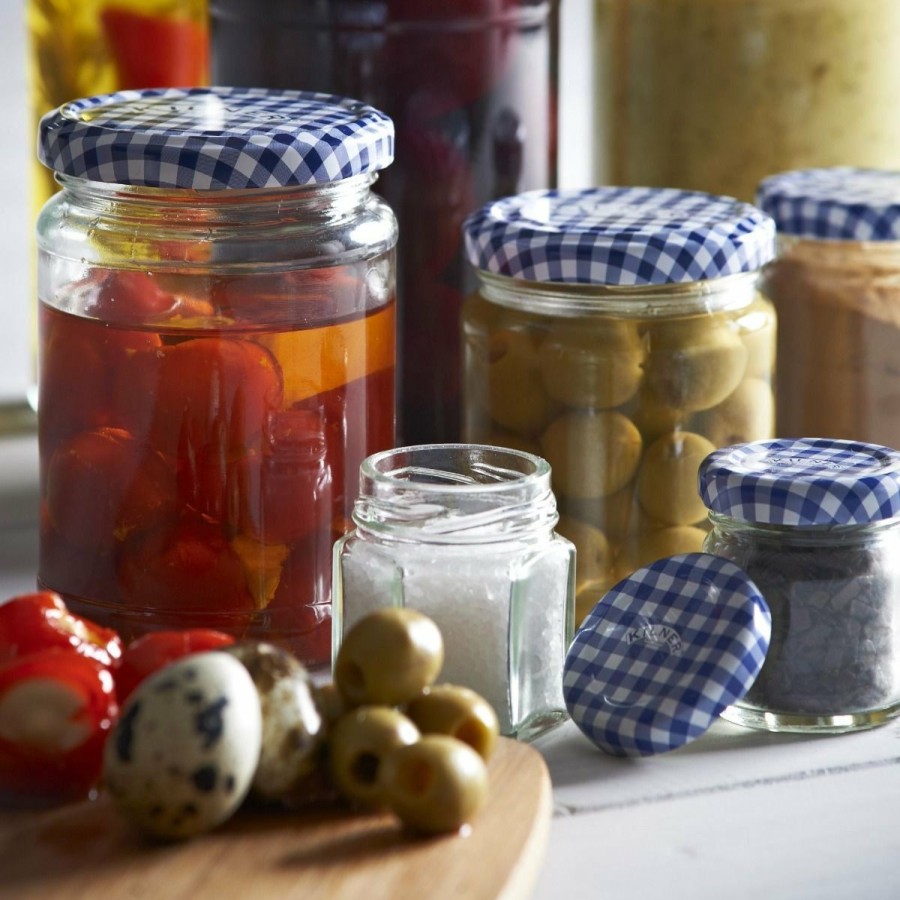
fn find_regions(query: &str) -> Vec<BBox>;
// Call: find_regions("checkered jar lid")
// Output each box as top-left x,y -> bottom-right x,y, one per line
699,438 -> 900,527
563,553 -> 770,757
756,168 -> 900,241
462,187 -> 776,285
38,87 -> 394,190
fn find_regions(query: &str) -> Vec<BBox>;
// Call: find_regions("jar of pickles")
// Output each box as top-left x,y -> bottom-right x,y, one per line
461,187 -> 777,624
35,87 -> 397,669
756,168 -> 900,447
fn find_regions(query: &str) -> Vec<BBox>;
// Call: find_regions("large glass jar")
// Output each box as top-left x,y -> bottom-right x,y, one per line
461,187 -> 777,625
36,87 -> 397,669
756,167 -> 900,447
594,0 -> 900,202
700,438 -> 900,733
209,0 -> 559,446
333,444 -> 575,739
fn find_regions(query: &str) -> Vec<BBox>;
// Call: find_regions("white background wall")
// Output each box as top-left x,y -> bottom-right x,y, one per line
0,0 -> 593,404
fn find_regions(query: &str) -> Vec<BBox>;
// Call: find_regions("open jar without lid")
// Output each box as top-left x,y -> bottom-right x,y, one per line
332,443 -> 575,739
757,167 -> 900,448
461,186 -> 777,629
700,437 -> 900,733
35,87 -> 398,668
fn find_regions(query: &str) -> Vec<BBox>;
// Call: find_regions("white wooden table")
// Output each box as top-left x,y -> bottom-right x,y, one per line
3,433 -> 900,899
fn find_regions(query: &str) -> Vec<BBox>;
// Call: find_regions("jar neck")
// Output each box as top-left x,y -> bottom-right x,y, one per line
352,444 -> 559,545
54,172 -> 376,227
475,269 -> 760,318
708,511 -> 898,545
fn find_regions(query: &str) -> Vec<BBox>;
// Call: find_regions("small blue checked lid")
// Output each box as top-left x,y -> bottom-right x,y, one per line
462,186 -> 775,285
756,168 -> 900,241
38,87 -> 394,190
563,553 -> 770,757
699,438 -> 900,527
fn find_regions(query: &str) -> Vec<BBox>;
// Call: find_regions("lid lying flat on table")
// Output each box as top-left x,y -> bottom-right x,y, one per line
564,553 -> 770,757
38,87 -> 395,190
756,167 -> 900,241
699,437 -> 900,527
461,186 -> 776,285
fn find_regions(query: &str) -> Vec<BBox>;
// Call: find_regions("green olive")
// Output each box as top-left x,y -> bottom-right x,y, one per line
637,431 -> 716,526
641,315 -> 748,412
616,524 -> 709,573
628,384 -> 689,446
382,735 -> 489,835
694,378 -> 774,447
737,294 -> 777,379
328,706 -> 420,806
542,410 -> 643,500
405,685 -> 500,762
538,318 -> 645,409
561,482 -> 639,542
463,426 -> 542,458
335,608 -> 444,707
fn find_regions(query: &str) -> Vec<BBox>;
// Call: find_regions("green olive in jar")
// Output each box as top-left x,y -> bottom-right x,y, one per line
637,431 -> 716,525
538,319 -> 645,409
641,316 -> 748,412
617,524 -> 708,573
561,482 -> 639,542
541,410 -> 643,499
694,378 -> 774,448
737,294 -> 777,379
555,515 -> 612,583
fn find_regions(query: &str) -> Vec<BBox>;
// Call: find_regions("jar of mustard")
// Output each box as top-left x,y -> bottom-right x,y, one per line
36,87 -> 397,669
461,187 -> 777,624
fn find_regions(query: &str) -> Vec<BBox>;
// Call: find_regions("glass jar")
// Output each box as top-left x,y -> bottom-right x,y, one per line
461,187 -> 777,626
208,0 -> 559,446
756,168 -> 900,447
594,0 -> 900,202
36,87 -> 397,669
332,444 -> 575,739
700,438 -> 900,733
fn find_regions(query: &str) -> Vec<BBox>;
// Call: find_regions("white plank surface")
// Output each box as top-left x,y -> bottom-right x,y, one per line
2,435 -> 900,898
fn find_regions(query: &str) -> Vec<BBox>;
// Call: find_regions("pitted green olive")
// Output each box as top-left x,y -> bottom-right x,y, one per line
405,685 -> 500,762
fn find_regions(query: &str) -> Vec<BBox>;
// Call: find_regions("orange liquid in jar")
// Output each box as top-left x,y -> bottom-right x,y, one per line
37,265 -> 395,667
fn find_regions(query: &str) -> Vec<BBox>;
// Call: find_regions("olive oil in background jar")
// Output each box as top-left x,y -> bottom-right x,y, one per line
208,0 -> 559,446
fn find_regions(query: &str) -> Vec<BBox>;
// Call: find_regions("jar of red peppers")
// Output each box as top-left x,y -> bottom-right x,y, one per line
35,87 -> 397,670
208,0 -> 559,445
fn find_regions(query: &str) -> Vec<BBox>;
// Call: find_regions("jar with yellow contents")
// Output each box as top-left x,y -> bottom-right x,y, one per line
461,187 -> 777,624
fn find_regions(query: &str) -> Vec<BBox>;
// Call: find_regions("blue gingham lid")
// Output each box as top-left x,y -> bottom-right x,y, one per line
462,187 -> 776,285
756,168 -> 900,241
38,87 -> 394,190
564,553 -> 770,757
699,438 -> 900,527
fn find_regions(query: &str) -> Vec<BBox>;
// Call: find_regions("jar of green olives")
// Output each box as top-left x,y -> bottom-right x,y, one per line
332,444 -> 575,740
461,187 -> 777,625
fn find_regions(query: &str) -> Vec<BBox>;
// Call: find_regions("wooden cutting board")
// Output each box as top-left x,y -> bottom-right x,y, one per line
0,738 -> 551,900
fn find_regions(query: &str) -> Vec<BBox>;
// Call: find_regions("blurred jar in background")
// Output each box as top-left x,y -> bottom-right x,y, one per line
209,0 -> 559,445
593,0 -> 900,202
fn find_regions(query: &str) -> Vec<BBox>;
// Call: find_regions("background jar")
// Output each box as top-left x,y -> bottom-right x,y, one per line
332,444 -> 575,739
593,0 -> 900,203
462,187 -> 777,625
756,167 -> 900,447
35,87 -> 397,669
208,0 -> 559,446
700,438 -> 900,733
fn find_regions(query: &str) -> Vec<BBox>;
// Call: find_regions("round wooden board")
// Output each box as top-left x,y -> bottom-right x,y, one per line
0,737 -> 551,900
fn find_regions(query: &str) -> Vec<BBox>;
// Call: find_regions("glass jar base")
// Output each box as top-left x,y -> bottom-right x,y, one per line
722,701 -> 900,734
512,709 -> 569,743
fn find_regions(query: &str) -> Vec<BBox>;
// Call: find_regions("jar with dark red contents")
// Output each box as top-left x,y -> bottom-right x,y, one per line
35,87 -> 397,669
208,0 -> 559,445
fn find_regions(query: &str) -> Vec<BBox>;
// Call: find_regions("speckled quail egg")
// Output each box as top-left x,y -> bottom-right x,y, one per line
225,641 -> 323,802
103,651 -> 262,840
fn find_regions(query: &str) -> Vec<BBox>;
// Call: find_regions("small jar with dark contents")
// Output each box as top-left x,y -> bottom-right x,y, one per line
700,438 -> 900,732
461,187 -> 777,626
35,87 -> 397,669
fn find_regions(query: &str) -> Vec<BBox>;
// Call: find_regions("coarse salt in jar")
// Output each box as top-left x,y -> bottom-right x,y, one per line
36,87 -> 397,669
700,437 -> 900,733
332,444 -> 575,739
461,187 -> 777,627
757,167 -> 900,447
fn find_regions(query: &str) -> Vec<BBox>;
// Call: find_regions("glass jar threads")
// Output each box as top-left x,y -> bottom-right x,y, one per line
208,0 -> 559,446
461,187 -> 777,625
36,87 -> 397,668
332,444 -> 575,739
756,168 -> 900,447
700,438 -> 900,733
